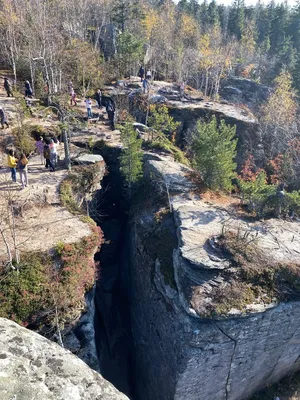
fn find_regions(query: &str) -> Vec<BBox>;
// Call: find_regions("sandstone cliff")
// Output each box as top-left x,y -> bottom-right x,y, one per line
129,155 -> 300,400
0,318 -> 129,400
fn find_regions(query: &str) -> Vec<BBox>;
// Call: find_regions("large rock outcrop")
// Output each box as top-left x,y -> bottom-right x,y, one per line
126,80 -> 262,169
129,156 -> 300,400
0,318 -> 129,400
220,76 -> 272,111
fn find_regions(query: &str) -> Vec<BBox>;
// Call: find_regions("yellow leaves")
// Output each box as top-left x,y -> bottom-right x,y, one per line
181,14 -> 199,40
262,71 -> 297,126
143,9 -> 159,41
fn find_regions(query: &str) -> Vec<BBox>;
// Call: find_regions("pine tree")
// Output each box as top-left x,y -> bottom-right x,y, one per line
119,123 -> 143,194
112,0 -> 143,33
207,0 -> 220,27
192,117 -> 237,191
228,0 -> 245,40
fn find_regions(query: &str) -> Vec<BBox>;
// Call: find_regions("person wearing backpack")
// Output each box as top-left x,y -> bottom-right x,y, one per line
43,141 -> 55,172
18,153 -> 29,189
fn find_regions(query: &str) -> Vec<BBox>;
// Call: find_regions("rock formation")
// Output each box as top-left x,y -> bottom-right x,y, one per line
129,155 -> 300,400
0,318 -> 129,400
125,80 -> 263,169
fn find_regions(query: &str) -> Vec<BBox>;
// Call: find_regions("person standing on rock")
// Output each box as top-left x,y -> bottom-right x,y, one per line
143,78 -> 149,94
179,81 -> 185,100
70,87 -> 77,106
0,107 -> 9,128
95,89 -> 102,109
49,139 -> 58,168
25,80 -> 33,97
7,149 -> 17,183
106,101 -> 115,130
138,65 -> 144,82
43,141 -> 55,172
17,153 -> 29,189
146,69 -> 151,80
35,136 -> 44,165
85,97 -> 93,119
4,78 -> 13,97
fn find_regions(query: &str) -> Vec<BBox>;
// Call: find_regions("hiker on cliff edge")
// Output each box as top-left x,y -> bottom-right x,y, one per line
106,100 -> 115,130
95,89 -> 102,109
138,65 -> 144,82
4,78 -> 13,97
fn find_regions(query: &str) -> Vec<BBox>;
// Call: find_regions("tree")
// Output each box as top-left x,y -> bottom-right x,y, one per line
116,30 -> 144,77
119,123 -> 143,194
112,0 -> 143,33
228,0 -> 245,40
191,117 -> 237,191
147,104 -> 180,140
260,70 -> 298,158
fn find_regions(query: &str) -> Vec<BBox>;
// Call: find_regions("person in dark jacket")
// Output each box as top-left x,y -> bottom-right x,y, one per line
43,141 -> 55,172
24,80 -> 33,97
4,78 -> 13,97
138,65 -> 144,82
95,89 -> 102,109
106,101 -> 115,130
0,107 -> 9,128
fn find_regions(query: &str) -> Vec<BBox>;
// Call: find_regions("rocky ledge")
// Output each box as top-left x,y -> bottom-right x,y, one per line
0,318 -> 129,400
130,155 -> 300,400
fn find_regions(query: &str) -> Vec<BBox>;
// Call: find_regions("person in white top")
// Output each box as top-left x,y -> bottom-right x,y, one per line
85,97 -> 92,118
146,70 -> 151,80
49,139 -> 58,167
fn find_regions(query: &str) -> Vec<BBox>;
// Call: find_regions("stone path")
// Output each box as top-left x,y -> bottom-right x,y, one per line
0,74 -> 117,262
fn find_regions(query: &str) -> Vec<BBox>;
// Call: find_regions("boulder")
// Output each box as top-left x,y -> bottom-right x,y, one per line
72,153 -> 104,165
220,76 -> 272,110
166,99 -> 262,170
0,318 -> 129,400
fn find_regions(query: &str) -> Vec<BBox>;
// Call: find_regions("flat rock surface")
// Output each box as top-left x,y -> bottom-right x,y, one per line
145,156 -> 300,317
0,318 -> 129,400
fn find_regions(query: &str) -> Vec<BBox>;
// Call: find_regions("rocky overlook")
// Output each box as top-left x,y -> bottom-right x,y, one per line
127,155 -> 300,400
0,318 -> 128,400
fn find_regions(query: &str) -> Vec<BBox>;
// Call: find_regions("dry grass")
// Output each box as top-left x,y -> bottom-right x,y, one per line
200,230 -> 300,317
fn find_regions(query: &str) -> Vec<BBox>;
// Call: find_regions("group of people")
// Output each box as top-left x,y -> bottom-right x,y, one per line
35,136 -> 59,172
139,65 -> 152,94
3,77 -> 33,98
6,136 -> 59,188
7,149 -> 29,189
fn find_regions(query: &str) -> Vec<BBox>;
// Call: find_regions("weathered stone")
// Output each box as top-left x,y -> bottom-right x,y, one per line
220,76 -> 272,110
130,156 -> 300,400
72,153 -> 104,165
0,318 -> 129,400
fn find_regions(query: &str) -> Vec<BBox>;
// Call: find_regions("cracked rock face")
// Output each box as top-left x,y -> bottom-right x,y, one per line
130,157 -> 300,400
0,318 -> 129,400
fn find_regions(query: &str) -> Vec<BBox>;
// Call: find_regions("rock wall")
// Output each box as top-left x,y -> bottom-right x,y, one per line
0,318 -> 129,400
129,157 -> 300,400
